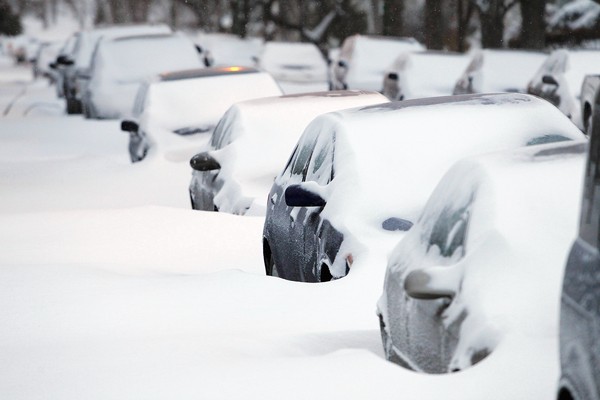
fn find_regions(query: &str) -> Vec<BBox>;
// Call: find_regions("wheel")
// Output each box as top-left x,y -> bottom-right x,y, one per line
66,97 -> 81,114
266,252 -> 279,277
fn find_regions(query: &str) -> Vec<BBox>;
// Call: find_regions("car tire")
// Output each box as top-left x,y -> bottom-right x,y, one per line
265,252 -> 279,277
66,98 -> 81,114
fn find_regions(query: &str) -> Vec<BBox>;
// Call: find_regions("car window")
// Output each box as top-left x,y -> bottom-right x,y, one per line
526,134 -> 570,146
427,196 -> 474,260
306,132 -> 334,185
132,82 -> 149,118
290,135 -> 318,179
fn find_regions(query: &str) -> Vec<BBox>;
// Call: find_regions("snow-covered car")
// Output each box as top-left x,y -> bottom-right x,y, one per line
188,90 -> 388,215
579,74 -> 600,135
558,95 -> 600,400
55,24 -> 172,114
454,49 -> 546,95
257,41 -> 329,94
50,33 -> 78,99
331,34 -> 424,91
83,33 -> 205,120
527,49 -> 600,130
378,140 -> 586,377
382,50 -> 470,101
32,41 -> 62,80
195,33 -> 263,67
121,66 -> 282,163
262,93 -> 585,282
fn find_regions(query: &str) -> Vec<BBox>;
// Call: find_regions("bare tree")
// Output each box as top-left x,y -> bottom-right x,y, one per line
383,0 -> 404,36
425,0 -> 443,49
472,0 -> 517,48
519,0 -> 546,49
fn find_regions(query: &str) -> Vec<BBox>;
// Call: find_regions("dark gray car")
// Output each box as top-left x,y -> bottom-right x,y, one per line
558,81 -> 600,400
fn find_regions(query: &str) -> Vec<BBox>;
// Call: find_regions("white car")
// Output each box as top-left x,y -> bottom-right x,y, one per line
262,93 -> 585,282
382,51 -> 471,100
331,34 -> 424,91
378,141 -> 585,398
121,66 -> 282,163
454,49 -> 547,95
55,24 -> 172,114
83,33 -> 205,120
188,90 -> 388,215
527,49 -> 600,129
257,41 -> 329,94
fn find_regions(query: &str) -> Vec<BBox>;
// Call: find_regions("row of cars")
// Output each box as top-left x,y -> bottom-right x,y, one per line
37,24 -> 599,398
330,35 -> 600,131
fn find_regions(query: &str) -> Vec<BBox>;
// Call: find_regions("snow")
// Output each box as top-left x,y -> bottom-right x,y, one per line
336,35 -> 425,91
257,41 -> 329,94
383,51 -> 471,100
0,49 -> 588,400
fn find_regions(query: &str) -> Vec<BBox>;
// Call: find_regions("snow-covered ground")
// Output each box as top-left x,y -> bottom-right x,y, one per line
0,54 -> 567,399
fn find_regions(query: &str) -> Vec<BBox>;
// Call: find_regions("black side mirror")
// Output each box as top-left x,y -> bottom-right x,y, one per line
190,152 -> 221,171
56,55 -> 73,66
542,75 -> 559,86
285,184 -> 326,207
121,120 -> 139,133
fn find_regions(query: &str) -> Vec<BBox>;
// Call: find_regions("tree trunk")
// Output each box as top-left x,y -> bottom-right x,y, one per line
383,0 -> 404,36
477,0 -> 505,48
519,0 -> 546,49
425,0 -> 443,49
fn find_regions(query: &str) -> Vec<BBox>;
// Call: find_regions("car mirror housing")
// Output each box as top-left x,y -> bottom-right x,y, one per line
190,152 -> 221,171
285,184 -> 326,207
121,120 -> 139,133
542,75 -> 559,86
404,266 -> 461,300
56,55 -> 73,66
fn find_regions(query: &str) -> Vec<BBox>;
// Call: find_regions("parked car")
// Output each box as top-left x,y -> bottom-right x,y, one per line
454,49 -> 546,95
580,74 -> 600,135
331,34 -> 424,91
121,66 -> 282,163
378,140 -> 586,381
527,49 -> 600,130
54,24 -> 172,114
558,82 -> 600,400
382,50 -> 470,101
188,90 -> 388,215
83,33 -> 205,120
262,93 -> 584,282
257,41 -> 329,94
50,33 -> 78,99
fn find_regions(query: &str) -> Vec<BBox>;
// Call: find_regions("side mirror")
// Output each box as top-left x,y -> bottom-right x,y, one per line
542,75 -> 559,86
404,265 -> 461,300
121,120 -> 139,133
56,55 -> 73,66
285,184 -> 326,207
190,152 -> 221,171
337,60 -> 347,68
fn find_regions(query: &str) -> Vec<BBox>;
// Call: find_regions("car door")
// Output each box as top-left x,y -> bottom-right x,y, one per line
395,196 -> 474,373
266,131 -> 318,281
300,131 -> 342,282
560,107 -> 600,398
